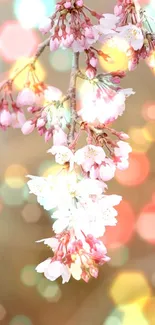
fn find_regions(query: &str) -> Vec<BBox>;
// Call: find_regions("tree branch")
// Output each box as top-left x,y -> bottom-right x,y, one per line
68,52 -> 79,145
0,37 -> 50,92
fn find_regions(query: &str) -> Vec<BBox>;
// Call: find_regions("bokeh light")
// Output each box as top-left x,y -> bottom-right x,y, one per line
143,296 -> 155,324
144,122 -> 155,141
14,0 -> 55,29
100,38 -> 129,72
20,265 -> 41,286
115,152 -> 150,186
108,245 -> 129,267
129,127 -> 151,153
9,315 -> 32,325
104,304 -> 149,325
0,183 -> 28,206
50,49 -> 72,72
4,164 -> 28,189
21,203 -> 42,223
10,57 -> 45,89
136,202 -> 155,244
142,102 -> 155,122
110,271 -> 152,307
37,277 -> 62,302
103,200 -> 135,248
0,21 -> 39,62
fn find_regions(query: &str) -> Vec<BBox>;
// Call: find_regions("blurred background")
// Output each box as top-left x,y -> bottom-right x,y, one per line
0,0 -> 155,324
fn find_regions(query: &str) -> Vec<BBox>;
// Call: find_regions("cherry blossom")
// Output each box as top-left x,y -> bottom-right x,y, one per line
36,259 -> 71,284
79,84 -> 134,126
48,145 -> 74,169
116,24 -> 144,51
114,140 -> 132,170
0,0 -> 152,283
75,145 -> 106,172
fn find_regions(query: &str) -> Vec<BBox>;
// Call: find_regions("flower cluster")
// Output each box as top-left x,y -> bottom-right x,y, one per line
0,0 -> 154,283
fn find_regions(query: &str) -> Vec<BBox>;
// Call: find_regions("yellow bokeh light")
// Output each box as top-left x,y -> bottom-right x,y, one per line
144,122 -> 155,142
110,271 -> 152,307
99,38 -> 129,72
143,296 -> 155,325
10,57 -> 45,90
129,127 -> 152,153
120,304 -> 149,325
4,164 -> 28,189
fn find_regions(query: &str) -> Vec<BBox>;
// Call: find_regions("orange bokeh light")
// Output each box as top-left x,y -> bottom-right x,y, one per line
103,200 -> 135,248
137,202 -> 155,244
115,152 -> 150,187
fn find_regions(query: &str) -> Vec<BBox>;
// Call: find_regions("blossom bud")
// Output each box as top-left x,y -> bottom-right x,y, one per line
37,118 -> 45,128
64,1 -> 72,9
89,57 -> 98,68
119,132 -> 129,140
44,131 -> 52,142
89,266 -> 99,278
76,0 -> 84,7
0,109 -> 12,126
21,120 -> 35,135
85,67 -> 96,79
16,88 -> 36,107
81,271 -> 90,283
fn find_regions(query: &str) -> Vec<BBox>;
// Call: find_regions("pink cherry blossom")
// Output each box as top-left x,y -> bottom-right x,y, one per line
48,145 -> 74,169
44,86 -> 62,102
53,128 -> 67,146
16,88 -> 36,107
75,145 -> 105,172
36,259 -> 71,284
114,140 -> 132,170
79,86 -> 134,126
99,159 -> 116,181
117,24 -> 144,51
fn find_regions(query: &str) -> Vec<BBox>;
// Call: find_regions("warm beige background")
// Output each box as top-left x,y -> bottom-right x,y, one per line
0,1 -> 155,325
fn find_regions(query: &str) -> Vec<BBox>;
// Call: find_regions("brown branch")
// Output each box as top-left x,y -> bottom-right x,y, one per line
68,52 -> 79,145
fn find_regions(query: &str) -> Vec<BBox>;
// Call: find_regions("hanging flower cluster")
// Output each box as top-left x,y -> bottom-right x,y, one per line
0,0 -> 154,283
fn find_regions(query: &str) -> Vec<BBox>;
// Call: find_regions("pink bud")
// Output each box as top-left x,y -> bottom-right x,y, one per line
119,132 -> 129,140
89,57 -> 98,68
89,266 -> 99,278
16,88 -> 36,107
45,131 -> 52,142
21,120 -> 35,135
85,67 -> 96,79
64,1 -> 72,9
37,118 -> 45,128
0,109 -> 12,126
38,17 -> 51,35
50,38 -> 59,52
81,271 -> 90,283
76,0 -> 83,7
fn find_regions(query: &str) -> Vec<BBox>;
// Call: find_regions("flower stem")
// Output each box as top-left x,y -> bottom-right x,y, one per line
68,52 -> 79,145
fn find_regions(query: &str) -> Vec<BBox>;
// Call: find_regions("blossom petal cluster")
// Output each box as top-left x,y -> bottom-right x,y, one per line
0,0 -> 153,285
